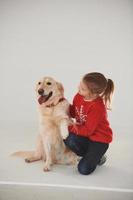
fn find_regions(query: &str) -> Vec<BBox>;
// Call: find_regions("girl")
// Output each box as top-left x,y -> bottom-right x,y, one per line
64,72 -> 114,175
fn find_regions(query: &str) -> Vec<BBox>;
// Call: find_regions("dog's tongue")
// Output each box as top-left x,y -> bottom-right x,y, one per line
38,96 -> 46,105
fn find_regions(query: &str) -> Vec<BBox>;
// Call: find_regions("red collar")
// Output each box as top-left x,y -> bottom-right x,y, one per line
46,97 -> 66,108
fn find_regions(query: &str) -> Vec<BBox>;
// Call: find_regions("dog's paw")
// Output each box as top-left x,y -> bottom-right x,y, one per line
62,132 -> 69,139
60,129 -> 69,139
43,165 -> 51,172
60,123 -> 69,139
25,158 -> 31,163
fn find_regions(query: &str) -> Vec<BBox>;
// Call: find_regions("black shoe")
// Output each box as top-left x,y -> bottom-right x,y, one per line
98,155 -> 107,166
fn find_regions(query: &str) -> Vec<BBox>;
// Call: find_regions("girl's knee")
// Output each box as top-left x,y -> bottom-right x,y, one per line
64,136 -> 82,156
64,134 -> 77,149
78,158 -> 96,175
64,136 -> 74,148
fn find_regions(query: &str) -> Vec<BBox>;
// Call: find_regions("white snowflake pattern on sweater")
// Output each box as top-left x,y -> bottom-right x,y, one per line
75,105 -> 87,124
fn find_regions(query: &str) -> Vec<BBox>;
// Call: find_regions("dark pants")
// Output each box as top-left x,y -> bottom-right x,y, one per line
64,133 -> 109,175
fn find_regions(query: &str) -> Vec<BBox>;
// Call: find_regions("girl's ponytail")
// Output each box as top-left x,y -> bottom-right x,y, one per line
101,79 -> 114,109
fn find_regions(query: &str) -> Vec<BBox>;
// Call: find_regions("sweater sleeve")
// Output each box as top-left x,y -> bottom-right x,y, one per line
74,105 -> 104,137
69,104 -> 75,118
69,94 -> 78,118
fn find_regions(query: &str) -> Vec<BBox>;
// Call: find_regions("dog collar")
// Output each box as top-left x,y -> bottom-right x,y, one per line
46,97 -> 66,108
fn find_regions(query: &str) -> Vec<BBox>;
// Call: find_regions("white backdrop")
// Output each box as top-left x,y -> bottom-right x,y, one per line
0,0 -> 133,132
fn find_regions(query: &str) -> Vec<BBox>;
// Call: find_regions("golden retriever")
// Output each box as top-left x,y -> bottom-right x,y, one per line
13,77 -> 78,171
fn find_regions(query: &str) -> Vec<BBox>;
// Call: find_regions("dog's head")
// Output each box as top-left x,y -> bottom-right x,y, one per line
36,77 -> 64,105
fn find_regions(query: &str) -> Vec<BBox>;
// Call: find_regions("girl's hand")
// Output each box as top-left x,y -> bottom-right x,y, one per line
68,118 -> 82,126
72,123 -> 78,132
75,122 -> 82,125
68,118 -> 75,125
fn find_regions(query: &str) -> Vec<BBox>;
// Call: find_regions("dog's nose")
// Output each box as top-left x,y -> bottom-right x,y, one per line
38,88 -> 44,95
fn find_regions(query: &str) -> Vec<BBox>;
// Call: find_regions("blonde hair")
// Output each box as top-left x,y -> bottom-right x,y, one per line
83,72 -> 114,109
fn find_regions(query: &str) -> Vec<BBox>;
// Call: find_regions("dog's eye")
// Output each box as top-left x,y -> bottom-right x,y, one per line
46,82 -> 52,85
38,82 -> 41,85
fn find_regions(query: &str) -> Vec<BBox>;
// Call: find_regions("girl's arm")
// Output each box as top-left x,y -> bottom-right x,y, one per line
69,104 -> 75,118
73,106 -> 104,137
69,93 -> 79,118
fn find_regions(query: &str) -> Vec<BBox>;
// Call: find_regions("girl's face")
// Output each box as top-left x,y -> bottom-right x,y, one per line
78,81 -> 91,98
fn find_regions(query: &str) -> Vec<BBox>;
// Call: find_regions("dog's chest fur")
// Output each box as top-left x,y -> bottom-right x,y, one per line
38,100 -> 69,122
37,100 -> 70,160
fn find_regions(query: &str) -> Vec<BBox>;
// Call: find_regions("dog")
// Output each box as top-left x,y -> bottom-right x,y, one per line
12,77 -> 78,171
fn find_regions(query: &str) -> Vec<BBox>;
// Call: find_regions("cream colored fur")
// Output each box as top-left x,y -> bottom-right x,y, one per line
12,77 -> 78,171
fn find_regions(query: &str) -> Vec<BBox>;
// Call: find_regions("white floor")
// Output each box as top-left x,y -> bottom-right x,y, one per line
0,121 -> 133,200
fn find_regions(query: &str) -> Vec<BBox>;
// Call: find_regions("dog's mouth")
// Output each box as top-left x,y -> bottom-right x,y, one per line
38,91 -> 53,105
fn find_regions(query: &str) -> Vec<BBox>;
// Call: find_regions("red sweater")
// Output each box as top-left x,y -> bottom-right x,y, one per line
68,93 -> 113,143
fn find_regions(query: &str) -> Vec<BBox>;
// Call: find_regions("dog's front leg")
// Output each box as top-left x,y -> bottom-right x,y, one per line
60,118 -> 69,139
42,138 -> 52,172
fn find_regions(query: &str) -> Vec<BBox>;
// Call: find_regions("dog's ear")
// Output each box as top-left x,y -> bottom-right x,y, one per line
56,82 -> 64,95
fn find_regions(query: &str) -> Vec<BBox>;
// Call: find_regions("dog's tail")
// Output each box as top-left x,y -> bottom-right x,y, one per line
11,151 -> 35,159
